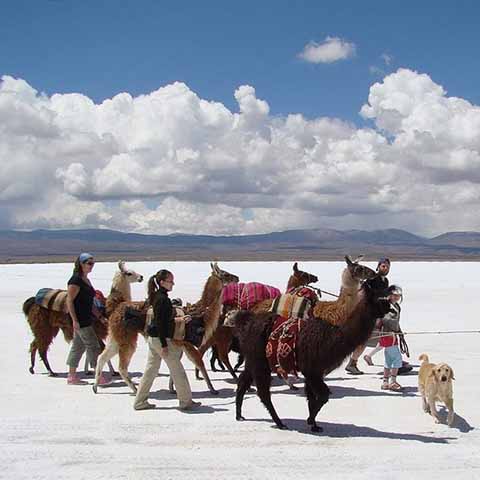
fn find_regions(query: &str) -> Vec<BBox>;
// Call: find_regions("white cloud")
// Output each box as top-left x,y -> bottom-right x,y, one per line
2,70 -> 480,236
298,36 -> 356,64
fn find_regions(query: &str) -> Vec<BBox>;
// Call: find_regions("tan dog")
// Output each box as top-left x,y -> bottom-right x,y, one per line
418,354 -> 455,426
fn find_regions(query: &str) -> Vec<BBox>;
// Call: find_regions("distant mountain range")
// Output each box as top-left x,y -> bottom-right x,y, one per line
1,228 -> 480,263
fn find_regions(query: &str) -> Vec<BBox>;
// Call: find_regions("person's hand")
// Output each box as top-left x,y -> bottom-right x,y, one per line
161,346 -> 169,357
184,315 -> 192,324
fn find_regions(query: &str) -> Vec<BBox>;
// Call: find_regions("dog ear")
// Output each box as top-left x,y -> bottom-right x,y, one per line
449,367 -> 455,380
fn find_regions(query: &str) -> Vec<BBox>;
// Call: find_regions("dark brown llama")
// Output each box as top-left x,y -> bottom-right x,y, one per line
232,281 -> 391,432
197,262 -> 318,380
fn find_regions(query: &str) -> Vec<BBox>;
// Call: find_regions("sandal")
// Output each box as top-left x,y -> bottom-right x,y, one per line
381,380 -> 390,390
389,381 -> 402,391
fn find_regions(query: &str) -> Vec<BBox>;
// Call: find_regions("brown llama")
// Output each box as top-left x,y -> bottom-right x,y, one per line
22,260 -> 143,376
232,280 -> 391,432
312,256 -> 377,325
197,262 -> 319,380
93,262 -> 239,395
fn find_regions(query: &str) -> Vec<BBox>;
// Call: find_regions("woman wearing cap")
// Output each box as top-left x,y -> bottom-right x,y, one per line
65,253 -> 109,386
345,257 -> 391,375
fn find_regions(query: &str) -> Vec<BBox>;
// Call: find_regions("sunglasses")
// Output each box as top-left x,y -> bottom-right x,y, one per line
84,261 -> 95,266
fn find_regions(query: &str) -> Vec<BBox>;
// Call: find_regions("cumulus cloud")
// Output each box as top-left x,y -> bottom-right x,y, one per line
298,36 -> 356,64
2,69 -> 480,236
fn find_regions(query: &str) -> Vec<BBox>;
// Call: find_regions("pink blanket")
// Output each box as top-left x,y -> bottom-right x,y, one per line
223,282 -> 281,310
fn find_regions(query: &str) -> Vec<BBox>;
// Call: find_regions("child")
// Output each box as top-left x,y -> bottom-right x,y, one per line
379,285 -> 404,391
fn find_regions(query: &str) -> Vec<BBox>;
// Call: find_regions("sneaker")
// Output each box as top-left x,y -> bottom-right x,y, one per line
398,363 -> 413,375
134,402 -> 156,411
97,373 -> 112,386
345,361 -> 364,375
179,400 -> 202,411
67,374 -> 88,385
363,355 -> 374,366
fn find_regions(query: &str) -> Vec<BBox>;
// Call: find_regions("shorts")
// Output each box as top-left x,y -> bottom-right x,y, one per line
384,345 -> 402,369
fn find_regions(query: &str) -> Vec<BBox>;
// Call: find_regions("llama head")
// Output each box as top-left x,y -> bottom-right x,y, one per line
290,262 -> 318,288
117,260 -> 144,284
210,262 -> 239,285
344,255 -> 376,282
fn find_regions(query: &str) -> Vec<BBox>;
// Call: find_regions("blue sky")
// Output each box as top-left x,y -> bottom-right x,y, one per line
2,1 -> 480,236
2,1 -> 480,124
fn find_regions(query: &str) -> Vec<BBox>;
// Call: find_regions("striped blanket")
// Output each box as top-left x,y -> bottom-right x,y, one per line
222,282 -> 281,310
269,286 -> 319,321
34,288 -> 106,315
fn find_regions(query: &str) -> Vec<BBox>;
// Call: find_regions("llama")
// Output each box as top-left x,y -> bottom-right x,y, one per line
22,260 -> 143,376
93,262 -> 239,395
312,256 -> 377,325
197,262 -> 319,380
232,280 -> 391,432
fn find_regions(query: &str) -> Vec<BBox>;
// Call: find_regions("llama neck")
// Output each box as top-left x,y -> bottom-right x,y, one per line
110,273 -> 132,302
338,269 -> 360,316
199,275 -> 223,308
286,275 -> 303,291
339,295 -> 376,347
199,275 -> 224,345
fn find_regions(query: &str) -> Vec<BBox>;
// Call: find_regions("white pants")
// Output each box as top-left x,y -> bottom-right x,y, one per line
134,338 -> 192,408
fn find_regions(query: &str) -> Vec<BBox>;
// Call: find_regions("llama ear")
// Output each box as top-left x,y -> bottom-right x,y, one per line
118,260 -> 126,272
345,255 -> 353,266
293,262 -> 299,272
352,255 -> 364,264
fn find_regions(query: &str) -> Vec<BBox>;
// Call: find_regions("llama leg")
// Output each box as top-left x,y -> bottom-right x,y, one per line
39,348 -> 56,377
234,353 -> 244,372
97,338 -> 119,376
255,369 -> 287,429
306,376 -> 330,432
179,342 -> 219,395
236,367 -> 253,421
29,341 -> 37,374
210,346 -> 225,372
118,345 -> 138,394
218,338 -> 238,380
93,340 -> 119,394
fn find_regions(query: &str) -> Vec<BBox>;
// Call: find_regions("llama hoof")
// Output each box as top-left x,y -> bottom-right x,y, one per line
247,387 -> 256,393
289,384 -> 299,391
92,384 -> 98,394
48,372 -> 58,377
209,389 -> 219,396
277,423 -> 288,430
29,367 -> 34,374
84,370 -> 94,376
311,425 -> 323,433
236,415 -> 246,421
112,371 -> 120,377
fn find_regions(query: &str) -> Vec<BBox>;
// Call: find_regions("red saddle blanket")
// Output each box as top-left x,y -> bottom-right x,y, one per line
266,315 -> 305,378
222,282 -> 281,310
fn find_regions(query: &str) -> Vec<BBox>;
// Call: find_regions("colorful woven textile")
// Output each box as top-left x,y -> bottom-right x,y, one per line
35,288 -> 68,313
222,282 -> 281,310
266,315 -> 305,378
269,286 -> 319,321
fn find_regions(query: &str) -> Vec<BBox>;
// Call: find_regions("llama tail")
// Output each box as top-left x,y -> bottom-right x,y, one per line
418,353 -> 430,364
23,297 -> 36,316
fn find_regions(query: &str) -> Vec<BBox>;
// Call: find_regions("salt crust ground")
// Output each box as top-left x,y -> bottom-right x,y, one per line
1,261 -> 479,480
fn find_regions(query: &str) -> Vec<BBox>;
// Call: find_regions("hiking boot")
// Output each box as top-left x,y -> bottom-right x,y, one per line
179,400 -> 202,411
398,362 -> 413,375
345,359 -> 364,375
363,354 -> 374,366
67,374 -> 88,385
134,401 -> 156,411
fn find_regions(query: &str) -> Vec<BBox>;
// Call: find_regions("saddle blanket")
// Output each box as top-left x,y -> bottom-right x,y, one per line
222,282 -> 281,310
35,288 -> 106,315
266,315 -> 305,378
269,287 -> 318,321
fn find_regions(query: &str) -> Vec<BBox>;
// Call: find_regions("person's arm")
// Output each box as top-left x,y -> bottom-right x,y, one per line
153,295 -> 172,349
67,284 -> 81,332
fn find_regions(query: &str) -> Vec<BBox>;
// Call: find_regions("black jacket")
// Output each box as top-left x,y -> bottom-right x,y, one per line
147,287 -> 175,347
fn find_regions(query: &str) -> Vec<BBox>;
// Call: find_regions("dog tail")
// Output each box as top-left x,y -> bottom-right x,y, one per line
418,353 -> 429,363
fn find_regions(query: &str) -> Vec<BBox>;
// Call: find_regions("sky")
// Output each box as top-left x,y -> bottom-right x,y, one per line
1,1 -> 480,237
